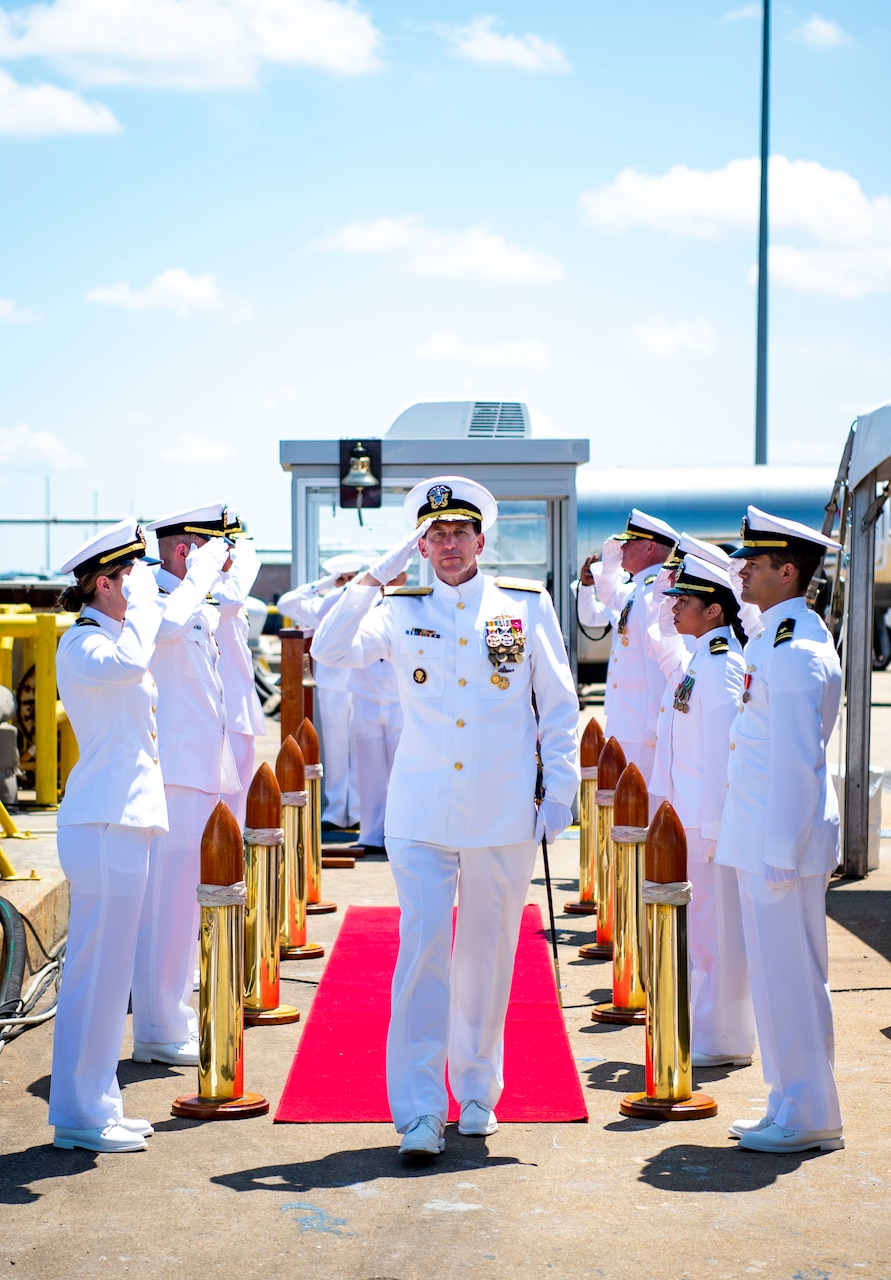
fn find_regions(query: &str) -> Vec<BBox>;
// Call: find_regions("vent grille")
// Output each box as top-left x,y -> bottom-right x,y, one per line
468,402 -> 529,438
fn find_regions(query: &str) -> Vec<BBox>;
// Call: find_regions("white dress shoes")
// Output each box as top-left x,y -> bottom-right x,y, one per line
738,1122 -> 845,1153
132,1040 -> 199,1066
118,1117 -> 154,1137
458,1100 -> 498,1136
728,1114 -> 773,1139
398,1115 -> 445,1159
54,1123 -> 147,1153
691,1052 -> 753,1068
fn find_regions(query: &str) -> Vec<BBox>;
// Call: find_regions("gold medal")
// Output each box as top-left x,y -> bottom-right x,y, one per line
490,672 -> 502,687
499,676 -> 510,690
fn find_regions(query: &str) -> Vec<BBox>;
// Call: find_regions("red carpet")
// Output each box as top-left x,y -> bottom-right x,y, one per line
274,903 -> 587,1123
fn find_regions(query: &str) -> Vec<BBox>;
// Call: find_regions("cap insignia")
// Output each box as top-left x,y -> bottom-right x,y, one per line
426,483 -> 451,511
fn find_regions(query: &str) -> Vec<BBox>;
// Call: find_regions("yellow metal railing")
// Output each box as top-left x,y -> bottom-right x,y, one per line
0,609 -> 77,808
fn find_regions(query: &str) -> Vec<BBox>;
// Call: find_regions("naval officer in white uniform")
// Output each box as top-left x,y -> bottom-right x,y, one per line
50,520 -> 166,1153
312,477 -> 579,1159
661,555 -> 756,1067
717,506 -> 844,1154
213,515 -> 267,828
130,504 -> 240,1067
277,553 -> 366,830
578,509 -> 679,783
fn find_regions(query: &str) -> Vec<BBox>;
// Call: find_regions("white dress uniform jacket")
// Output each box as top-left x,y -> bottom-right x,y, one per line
56,605 -> 168,832
311,572 -> 579,846
152,566 -> 240,795
716,597 -> 842,877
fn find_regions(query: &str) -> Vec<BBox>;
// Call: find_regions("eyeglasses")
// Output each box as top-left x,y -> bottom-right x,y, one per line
424,526 -> 476,545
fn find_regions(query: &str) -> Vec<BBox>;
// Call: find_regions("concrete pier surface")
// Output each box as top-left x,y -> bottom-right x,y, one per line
1,676 -> 890,1280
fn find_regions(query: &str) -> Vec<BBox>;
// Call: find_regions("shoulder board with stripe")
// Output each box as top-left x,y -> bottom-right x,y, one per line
709,635 -> 729,654
384,586 -> 434,596
774,618 -> 796,646
494,576 -> 544,593
158,586 -> 169,596
206,595 -> 219,606
75,616 -> 101,627
644,573 -> 657,585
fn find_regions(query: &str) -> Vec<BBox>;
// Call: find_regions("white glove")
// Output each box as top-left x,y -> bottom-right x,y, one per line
186,538 -> 230,572
120,559 -> 159,606
739,602 -> 762,640
702,838 -> 717,863
765,863 -> 799,891
656,597 -> 678,638
367,522 -> 430,585
650,567 -> 673,607
227,537 -> 260,591
534,798 -> 573,844
601,536 -> 624,574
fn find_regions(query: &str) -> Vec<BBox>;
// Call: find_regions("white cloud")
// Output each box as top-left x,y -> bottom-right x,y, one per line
440,16 -> 569,72
791,15 -> 851,47
85,268 -> 251,317
0,296 -> 38,321
0,0 -> 382,90
160,434 -> 234,464
581,155 -> 891,297
0,68 -> 120,135
723,5 -> 761,20
634,317 -> 717,358
0,423 -> 83,469
419,331 -> 550,369
321,216 -> 563,282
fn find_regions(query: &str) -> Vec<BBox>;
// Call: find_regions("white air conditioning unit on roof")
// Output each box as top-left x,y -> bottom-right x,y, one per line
386,401 -> 531,440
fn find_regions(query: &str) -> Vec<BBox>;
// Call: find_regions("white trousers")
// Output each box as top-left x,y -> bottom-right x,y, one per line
228,730 -> 255,831
317,685 -> 359,827
353,696 -> 402,847
49,823 -> 151,1129
686,830 -> 755,1059
736,868 -> 842,1131
385,838 -> 537,1132
131,785 -> 218,1045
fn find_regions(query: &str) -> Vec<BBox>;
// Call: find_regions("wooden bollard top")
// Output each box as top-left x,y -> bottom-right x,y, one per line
296,717 -> 320,766
597,736 -> 627,791
276,735 -> 305,791
580,716 -> 605,768
246,761 -> 282,829
645,802 -> 687,883
613,761 -> 649,827
201,801 -> 244,886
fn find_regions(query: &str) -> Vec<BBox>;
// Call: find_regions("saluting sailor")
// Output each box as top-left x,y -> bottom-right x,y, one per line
311,476 -> 580,1160
661,555 -> 756,1068
578,508 -> 679,784
717,506 -> 844,1154
130,504 -> 240,1068
50,520 -> 166,1153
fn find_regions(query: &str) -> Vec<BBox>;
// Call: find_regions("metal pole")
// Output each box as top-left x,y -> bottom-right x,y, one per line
843,477 -> 876,878
755,0 -> 770,465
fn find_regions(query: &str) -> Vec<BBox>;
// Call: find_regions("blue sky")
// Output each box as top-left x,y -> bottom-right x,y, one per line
1,1 -> 889,571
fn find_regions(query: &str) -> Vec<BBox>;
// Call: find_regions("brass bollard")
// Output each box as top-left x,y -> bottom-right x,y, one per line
565,716 -> 604,915
172,801 -> 269,1119
593,761 -> 649,1025
277,735 -> 325,961
620,802 -> 717,1120
579,736 -> 626,961
243,763 -> 300,1025
296,717 -> 337,915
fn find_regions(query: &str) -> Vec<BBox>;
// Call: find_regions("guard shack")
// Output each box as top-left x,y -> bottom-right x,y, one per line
279,401 -> 590,672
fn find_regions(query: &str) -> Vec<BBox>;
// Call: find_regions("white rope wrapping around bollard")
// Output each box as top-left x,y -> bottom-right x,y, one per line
595,788 -> 616,805
280,790 -> 308,807
611,825 -> 649,843
196,880 -> 248,907
581,766 -> 599,782
642,879 -> 693,906
304,763 -> 324,780
243,827 -> 284,846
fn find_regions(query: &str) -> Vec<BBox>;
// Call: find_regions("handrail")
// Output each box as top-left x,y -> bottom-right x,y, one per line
0,611 -> 76,806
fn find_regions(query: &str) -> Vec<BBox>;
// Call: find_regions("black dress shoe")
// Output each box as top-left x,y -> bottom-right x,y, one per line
356,844 -> 387,857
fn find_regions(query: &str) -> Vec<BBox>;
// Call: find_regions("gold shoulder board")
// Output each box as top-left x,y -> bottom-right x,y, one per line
644,573 -> 657,585
75,617 -> 101,627
774,618 -> 796,646
384,586 -> 434,596
494,576 -> 544,592
709,636 -> 729,654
